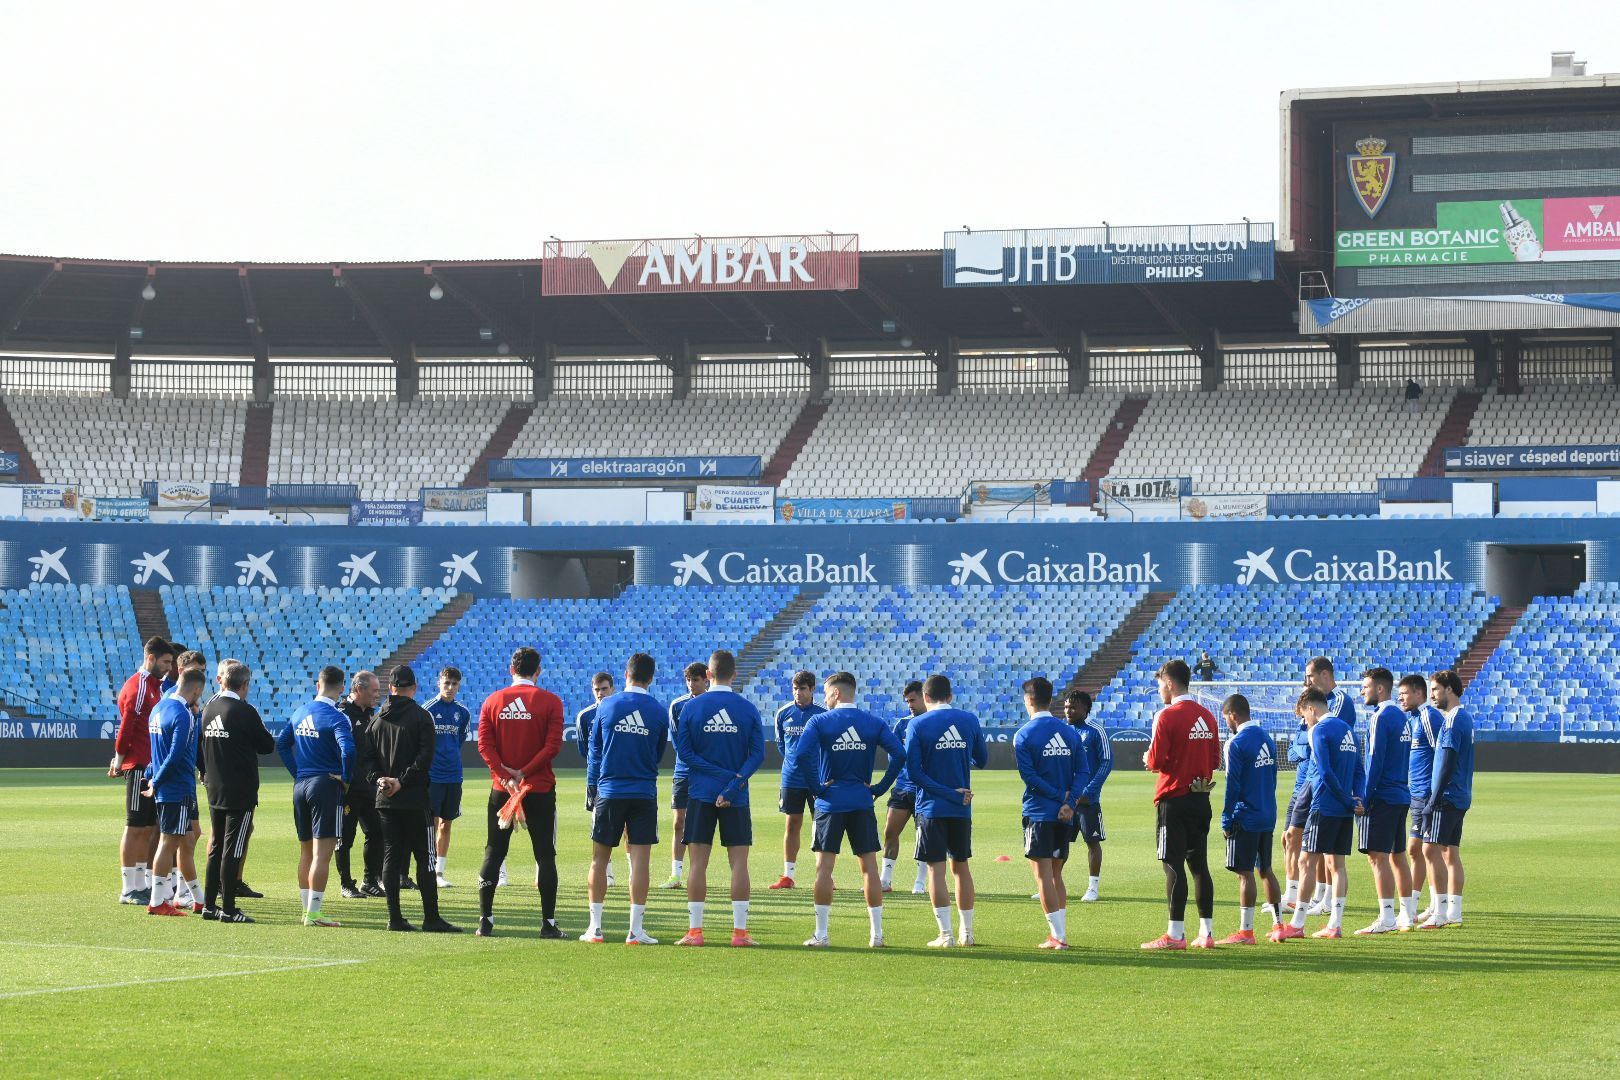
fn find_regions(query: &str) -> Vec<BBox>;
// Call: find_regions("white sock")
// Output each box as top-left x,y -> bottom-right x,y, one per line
588,902 -> 604,932
1429,885 -> 1443,913
1401,894 -> 1418,921
732,900 -> 749,930
881,858 -> 896,887
629,903 -> 646,935
1088,875 -> 1100,893
959,908 -> 974,937
688,901 -> 704,930
914,863 -> 928,886
1054,907 -> 1066,940
149,874 -> 171,908
186,879 -> 202,904
1168,919 -> 1185,940
299,887 -> 311,910
814,903 -> 831,939
933,906 -> 952,935
1290,901 -> 1309,929
1270,903 -> 1284,926
1239,906 -> 1255,931
784,860 -> 796,879
308,889 -> 324,915
1198,917 -> 1214,939
1283,879 -> 1299,904
136,861 -> 150,890
868,905 -> 883,937
1447,894 -> 1463,921
1328,897 -> 1345,929
121,867 -> 139,894
1313,882 -> 1329,903
671,859 -> 683,879
1379,898 -> 1396,923
1045,908 -> 1063,939
170,869 -> 183,899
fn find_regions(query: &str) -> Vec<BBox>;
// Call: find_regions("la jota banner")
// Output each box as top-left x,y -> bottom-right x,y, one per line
1337,196 -> 1620,267
542,234 -> 859,295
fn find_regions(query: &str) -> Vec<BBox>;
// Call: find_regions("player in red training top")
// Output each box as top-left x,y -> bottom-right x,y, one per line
110,637 -> 175,904
1141,658 -> 1222,951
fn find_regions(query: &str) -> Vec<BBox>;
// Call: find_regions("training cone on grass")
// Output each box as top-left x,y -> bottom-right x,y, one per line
994,855 -> 1012,862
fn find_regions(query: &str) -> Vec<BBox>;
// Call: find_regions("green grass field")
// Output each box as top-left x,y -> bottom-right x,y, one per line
1,768 -> 1616,1077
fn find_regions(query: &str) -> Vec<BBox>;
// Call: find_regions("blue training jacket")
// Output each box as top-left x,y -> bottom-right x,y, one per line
904,706 -> 989,819
425,696 -> 471,784
587,687 -> 668,801
148,693 -> 198,805
1221,721 -> 1278,833
1013,714 -> 1087,821
774,700 -> 825,789
674,688 -> 765,806
1363,701 -> 1412,805
786,704 -> 904,814
1306,715 -> 1359,817
276,697 -> 354,783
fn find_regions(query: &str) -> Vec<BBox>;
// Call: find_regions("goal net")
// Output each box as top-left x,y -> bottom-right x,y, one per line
1184,681 -> 1303,767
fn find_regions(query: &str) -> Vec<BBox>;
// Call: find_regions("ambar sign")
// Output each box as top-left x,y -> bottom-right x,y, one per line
543,234 -> 859,295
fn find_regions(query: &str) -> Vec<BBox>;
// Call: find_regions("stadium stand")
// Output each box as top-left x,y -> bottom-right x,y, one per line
1107,386 -> 1455,494
159,585 -> 451,725
1468,582 -> 1620,735
267,398 -> 510,499
505,396 -> 802,463
7,394 -> 245,498
1463,384 -> 1620,446
779,391 -> 1123,499
748,584 -> 1145,727
0,583 -> 140,721
1095,583 -> 1498,730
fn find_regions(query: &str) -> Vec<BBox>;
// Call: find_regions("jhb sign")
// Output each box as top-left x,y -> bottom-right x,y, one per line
944,223 -> 1274,286
543,234 -> 859,295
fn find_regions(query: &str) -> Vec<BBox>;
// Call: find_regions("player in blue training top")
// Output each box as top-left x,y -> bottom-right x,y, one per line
905,675 -> 989,947
424,666 -> 473,890
1301,656 -> 1360,916
275,665 -> 355,928
672,649 -> 765,947
583,652 -> 667,945
1281,686 -> 1360,940
573,672 -> 620,886
661,661 -> 710,892
1401,673 -> 1444,922
1282,702 -> 1314,914
1356,667 -> 1415,934
1217,694 -> 1283,944
1014,677 -> 1088,950
881,680 -> 928,895
143,668 -> 206,917
785,671 -> 905,949
1419,669 -> 1475,930
1064,689 -> 1113,903
769,669 -> 824,891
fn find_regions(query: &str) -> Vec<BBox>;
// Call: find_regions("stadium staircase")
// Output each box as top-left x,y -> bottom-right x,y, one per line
1065,589 -> 1177,698
130,589 -> 173,650
1081,396 -> 1149,490
761,399 -> 829,487
1417,389 -> 1483,477
0,396 -> 41,482
376,592 -> 474,679
462,402 -> 534,489
239,402 -> 273,487
733,586 -> 828,692
1456,602 -> 1525,688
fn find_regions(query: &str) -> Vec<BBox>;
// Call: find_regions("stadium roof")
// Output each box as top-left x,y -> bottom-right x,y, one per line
0,250 -> 1305,361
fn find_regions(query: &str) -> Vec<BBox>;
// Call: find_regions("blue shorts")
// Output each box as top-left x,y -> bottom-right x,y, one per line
1022,818 -> 1070,862
1304,810 -> 1353,856
778,785 -> 817,815
914,814 -> 972,863
1225,827 -> 1273,873
886,788 -> 916,812
1070,802 -> 1106,844
1409,801 -> 1431,840
1286,785 -> 1314,830
156,800 -> 197,837
1422,801 -> 1467,847
670,775 -> 690,810
429,781 -> 463,821
293,774 -> 346,842
812,808 -> 881,856
1357,798 -> 1407,855
683,800 -> 752,848
593,797 -> 658,848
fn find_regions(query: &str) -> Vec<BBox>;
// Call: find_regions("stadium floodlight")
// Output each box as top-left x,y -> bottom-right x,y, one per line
428,283 -> 444,301
140,282 -> 156,301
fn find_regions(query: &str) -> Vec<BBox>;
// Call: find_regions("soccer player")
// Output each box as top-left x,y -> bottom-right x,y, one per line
575,672 -> 622,887
880,680 -> 928,895
110,636 -> 172,904
1065,690 -> 1112,902
785,671 -> 905,949
199,661 -> 274,922
276,665 -> 354,927
905,675 -> 988,946
474,646 -> 565,939
1301,656 -> 1358,913
1014,677 -> 1087,949
1217,695 -> 1283,944
1356,667 -> 1415,934
769,669 -> 825,890
1280,687 -> 1359,940
168,649 -> 208,911
1281,701 -> 1313,913
662,660 -> 710,890
583,652 -> 667,945
1140,659 -> 1221,951
1402,673 -> 1443,922
674,649 -> 765,947
336,671 -> 384,899
144,667 -> 205,916
426,666 -> 472,890
362,666 -> 460,933
1419,669 -> 1475,930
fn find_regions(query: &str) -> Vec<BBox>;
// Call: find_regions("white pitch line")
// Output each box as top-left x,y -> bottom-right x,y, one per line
0,939 -> 354,964
0,959 -> 363,1000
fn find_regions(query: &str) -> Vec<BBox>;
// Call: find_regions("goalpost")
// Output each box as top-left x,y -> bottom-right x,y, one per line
1183,681 -> 1304,767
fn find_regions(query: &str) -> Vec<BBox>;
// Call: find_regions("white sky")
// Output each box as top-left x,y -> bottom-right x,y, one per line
1,1 -> 1612,262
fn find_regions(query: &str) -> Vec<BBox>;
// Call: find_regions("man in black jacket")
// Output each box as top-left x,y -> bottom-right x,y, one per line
199,661 -> 276,922
363,666 -> 460,933
337,671 -> 385,899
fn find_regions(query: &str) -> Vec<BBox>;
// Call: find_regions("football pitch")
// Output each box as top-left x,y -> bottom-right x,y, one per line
0,768 -> 1615,1077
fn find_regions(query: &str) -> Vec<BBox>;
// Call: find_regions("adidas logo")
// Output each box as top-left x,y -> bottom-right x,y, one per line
1254,744 -> 1273,768
499,698 -> 533,722
704,709 -> 740,734
1189,718 -> 1216,741
614,710 -> 650,736
295,716 -> 319,738
204,717 -> 229,739
936,724 -> 967,750
1041,732 -> 1070,758
830,726 -> 866,752
1340,732 -> 1357,752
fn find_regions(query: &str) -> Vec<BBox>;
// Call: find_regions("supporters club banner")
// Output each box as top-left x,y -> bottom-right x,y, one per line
421,487 -> 488,512
943,223 -> 1275,286
776,498 -> 910,523
155,481 -> 211,510
492,457 -> 762,481
89,497 -> 151,522
542,234 -> 859,295
1181,494 -> 1267,521
1445,444 -> 1620,471
349,500 -> 423,526
695,485 -> 774,514
22,485 -> 80,512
